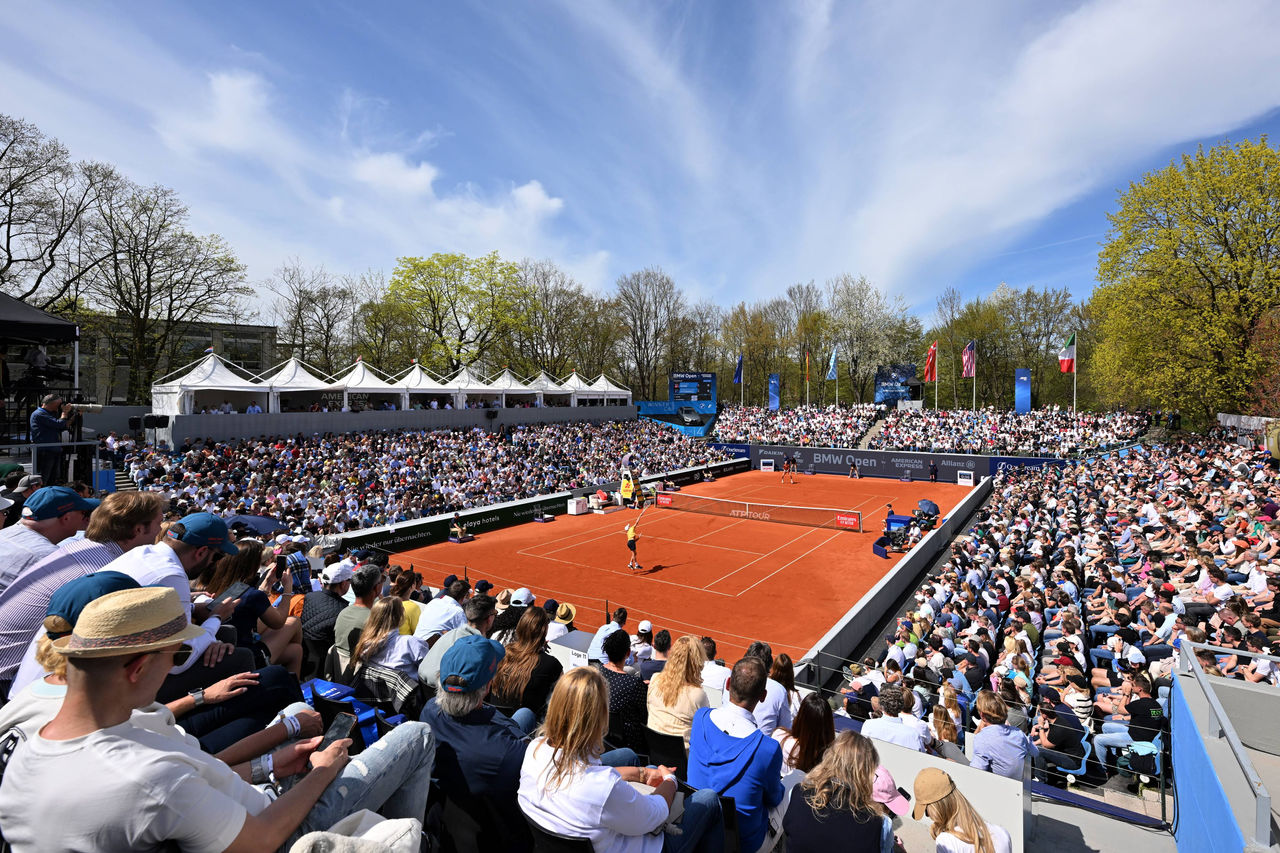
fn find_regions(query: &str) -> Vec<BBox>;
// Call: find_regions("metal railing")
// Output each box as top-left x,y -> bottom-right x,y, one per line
1179,640 -> 1273,848
0,440 -> 107,489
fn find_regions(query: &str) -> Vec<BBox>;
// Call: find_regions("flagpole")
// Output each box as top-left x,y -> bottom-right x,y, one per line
1073,334 -> 1078,413
972,355 -> 976,411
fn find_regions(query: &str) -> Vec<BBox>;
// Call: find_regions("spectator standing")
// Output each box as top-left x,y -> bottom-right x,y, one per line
28,394 -> 71,484
688,657 -> 786,853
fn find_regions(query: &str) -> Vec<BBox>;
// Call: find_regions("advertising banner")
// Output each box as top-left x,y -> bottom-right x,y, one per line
749,444 -> 1067,483
708,442 -> 751,459
874,364 -> 917,404
1014,368 -> 1031,413
768,373 -> 781,410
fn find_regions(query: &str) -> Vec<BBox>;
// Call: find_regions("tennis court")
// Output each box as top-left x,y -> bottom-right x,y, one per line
393,471 -> 971,662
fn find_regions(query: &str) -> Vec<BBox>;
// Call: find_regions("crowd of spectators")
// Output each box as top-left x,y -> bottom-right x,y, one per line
868,407 -> 1150,456
836,435 -> 1279,803
713,404 -> 884,447
107,420 -> 727,534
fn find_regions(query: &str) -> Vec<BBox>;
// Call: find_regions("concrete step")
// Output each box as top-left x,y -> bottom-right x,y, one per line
113,471 -> 136,492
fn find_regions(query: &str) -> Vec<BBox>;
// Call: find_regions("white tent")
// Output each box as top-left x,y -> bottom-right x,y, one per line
328,360 -> 405,410
485,369 -> 538,407
259,358 -> 333,412
151,354 -> 266,415
395,364 -> 456,409
525,371 -> 573,406
441,366 -> 499,408
587,374 -> 632,405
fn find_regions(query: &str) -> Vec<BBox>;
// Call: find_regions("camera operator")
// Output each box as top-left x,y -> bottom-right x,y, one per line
29,394 -> 73,485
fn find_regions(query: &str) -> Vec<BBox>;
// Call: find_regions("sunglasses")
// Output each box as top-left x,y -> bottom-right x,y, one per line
130,646 -> 192,667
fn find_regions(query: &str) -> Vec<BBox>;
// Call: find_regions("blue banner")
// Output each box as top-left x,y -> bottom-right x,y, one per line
733,355 -> 743,384
1014,368 -> 1031,413
874,364 -> 915,404
708,442 -> 751,459
768,373 -> 781,410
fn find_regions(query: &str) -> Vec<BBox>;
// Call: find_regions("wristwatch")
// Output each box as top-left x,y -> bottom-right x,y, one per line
189,688 -> 206,707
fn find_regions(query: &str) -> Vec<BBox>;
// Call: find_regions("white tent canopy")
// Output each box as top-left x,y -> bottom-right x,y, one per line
525,371 -> 573,406
152,354 -> 266,415
258,357 -> 333,412
485,369 -> 539,407
327,360 -> 405,409
587,374 -> 632,404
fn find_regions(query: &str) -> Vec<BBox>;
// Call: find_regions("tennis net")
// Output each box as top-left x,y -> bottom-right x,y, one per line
653,491 -> 862,532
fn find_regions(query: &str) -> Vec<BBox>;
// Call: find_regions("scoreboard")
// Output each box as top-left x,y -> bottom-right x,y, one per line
669,371 -> 717,403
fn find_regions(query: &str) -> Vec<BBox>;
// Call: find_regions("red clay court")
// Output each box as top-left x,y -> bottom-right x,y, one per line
394,471 -> 971,662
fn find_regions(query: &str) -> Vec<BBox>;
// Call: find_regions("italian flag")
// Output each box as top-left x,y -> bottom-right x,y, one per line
1058,333 -> 1076,373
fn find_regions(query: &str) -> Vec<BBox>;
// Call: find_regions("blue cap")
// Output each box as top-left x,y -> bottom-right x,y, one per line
21,486 -> 100,521
168,512 -> 238,555
543,598 -> 559,614
439,634 -> 505,693
45,571 -> 141,637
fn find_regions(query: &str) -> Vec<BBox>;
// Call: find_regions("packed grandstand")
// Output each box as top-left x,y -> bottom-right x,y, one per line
0,405 -> 1270,852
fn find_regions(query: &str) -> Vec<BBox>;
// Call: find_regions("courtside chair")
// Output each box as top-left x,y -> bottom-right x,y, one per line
524,818 -> 594,853
644,727 -> 689,780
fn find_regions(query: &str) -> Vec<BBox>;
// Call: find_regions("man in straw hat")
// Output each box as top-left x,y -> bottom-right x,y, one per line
0,586 -> 437,852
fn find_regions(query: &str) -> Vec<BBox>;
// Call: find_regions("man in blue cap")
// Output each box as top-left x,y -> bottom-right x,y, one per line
102,511 -> 252,698
420,634 -> 533,843
0,485 -> 98,597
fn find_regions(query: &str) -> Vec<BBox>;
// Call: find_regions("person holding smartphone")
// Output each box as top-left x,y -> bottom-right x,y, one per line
0,586 -> 438,852
199,541 -> 304,678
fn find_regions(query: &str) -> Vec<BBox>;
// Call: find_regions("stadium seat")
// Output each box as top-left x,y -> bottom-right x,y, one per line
644,727 -> 688,780
524,818 -> 594,852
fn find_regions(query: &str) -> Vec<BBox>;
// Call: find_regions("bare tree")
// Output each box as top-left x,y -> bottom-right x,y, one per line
614,267 -> 685,399
0,114 -> 117,307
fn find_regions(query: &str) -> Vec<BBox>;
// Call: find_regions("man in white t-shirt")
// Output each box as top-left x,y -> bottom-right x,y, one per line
0,586 -> 436,852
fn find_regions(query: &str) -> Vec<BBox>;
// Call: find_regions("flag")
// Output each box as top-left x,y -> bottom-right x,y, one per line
924,341 -> 938,382
1058,333 -> 1076,373
805,351 -> 810,383
203,346 -> 214,354
733,354 -> 743,384
962,340 -> 976,378
826,346 -> 837,381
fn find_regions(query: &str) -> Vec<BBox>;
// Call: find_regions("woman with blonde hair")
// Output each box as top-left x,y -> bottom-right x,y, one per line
931,705 -> 970,766
350,596 -> 428,679
646,635 -> 709,748
783,731 -> 898,851
518,666 -> 723,852
912,767 -> 1012,853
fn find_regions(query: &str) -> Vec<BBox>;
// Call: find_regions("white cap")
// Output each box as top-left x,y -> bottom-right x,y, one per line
512,587 -> 534,606
638,620 -> 653,633
321,560 -> 356,585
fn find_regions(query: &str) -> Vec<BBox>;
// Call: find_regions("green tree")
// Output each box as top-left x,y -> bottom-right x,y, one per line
388,251 -> 530,373
1092,138 -> 1280,423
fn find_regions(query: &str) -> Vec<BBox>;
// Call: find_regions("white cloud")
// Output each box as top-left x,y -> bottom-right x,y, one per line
351,152 -> 439,196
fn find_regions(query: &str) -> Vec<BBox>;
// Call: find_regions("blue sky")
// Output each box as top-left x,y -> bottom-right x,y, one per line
5,0 -> 1280,319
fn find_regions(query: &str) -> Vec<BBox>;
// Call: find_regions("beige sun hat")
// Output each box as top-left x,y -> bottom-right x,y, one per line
52,586 -> 204,658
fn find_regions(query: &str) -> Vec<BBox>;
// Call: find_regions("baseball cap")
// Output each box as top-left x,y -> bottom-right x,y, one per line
555,602 -> 577,624
912,767 -> 955,821
321,560 -> 356,584
44,571 -> 141,639
512,587 -> 534,607
0,494 -> 11,513
1126,648 -> 1146,665
543,598 -> 559,614
474,579 -> 494,595
166,512 -> 237,555
1039,686 -> 1062,705
872,765 -> 910,816
13,474 -> 43,494
441,574 -> 458,588
21,486 -> 100,521
637,620 -> 653,633
439,634 -> 505,693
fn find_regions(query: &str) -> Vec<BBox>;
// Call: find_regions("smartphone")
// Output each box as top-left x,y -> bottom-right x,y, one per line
210,581 -> 250,609
275,555 -> 288,577
897,786 -> 912,801
319,712 -> 356,751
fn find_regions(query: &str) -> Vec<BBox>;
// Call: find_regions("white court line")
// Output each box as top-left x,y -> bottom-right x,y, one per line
737,530 -> 844,595
523,510 -> 679,558
702,526 -> 828,590
522,550 -> 741,598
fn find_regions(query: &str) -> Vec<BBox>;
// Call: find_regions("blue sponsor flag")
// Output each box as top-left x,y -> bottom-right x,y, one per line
826,346 -> 837,381
768,373 -> 781,410
733,354 -> 743,384
1014,368 -> 1031,413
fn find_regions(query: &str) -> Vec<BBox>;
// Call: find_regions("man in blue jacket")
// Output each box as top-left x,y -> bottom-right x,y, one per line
688,656 -> 785,852
29,394 -> 71,485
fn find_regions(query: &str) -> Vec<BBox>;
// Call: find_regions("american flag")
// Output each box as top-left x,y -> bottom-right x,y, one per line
961,340 -> 976,378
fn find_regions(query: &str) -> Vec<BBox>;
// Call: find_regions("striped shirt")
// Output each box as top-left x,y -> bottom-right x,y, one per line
0,539 -> 125,690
